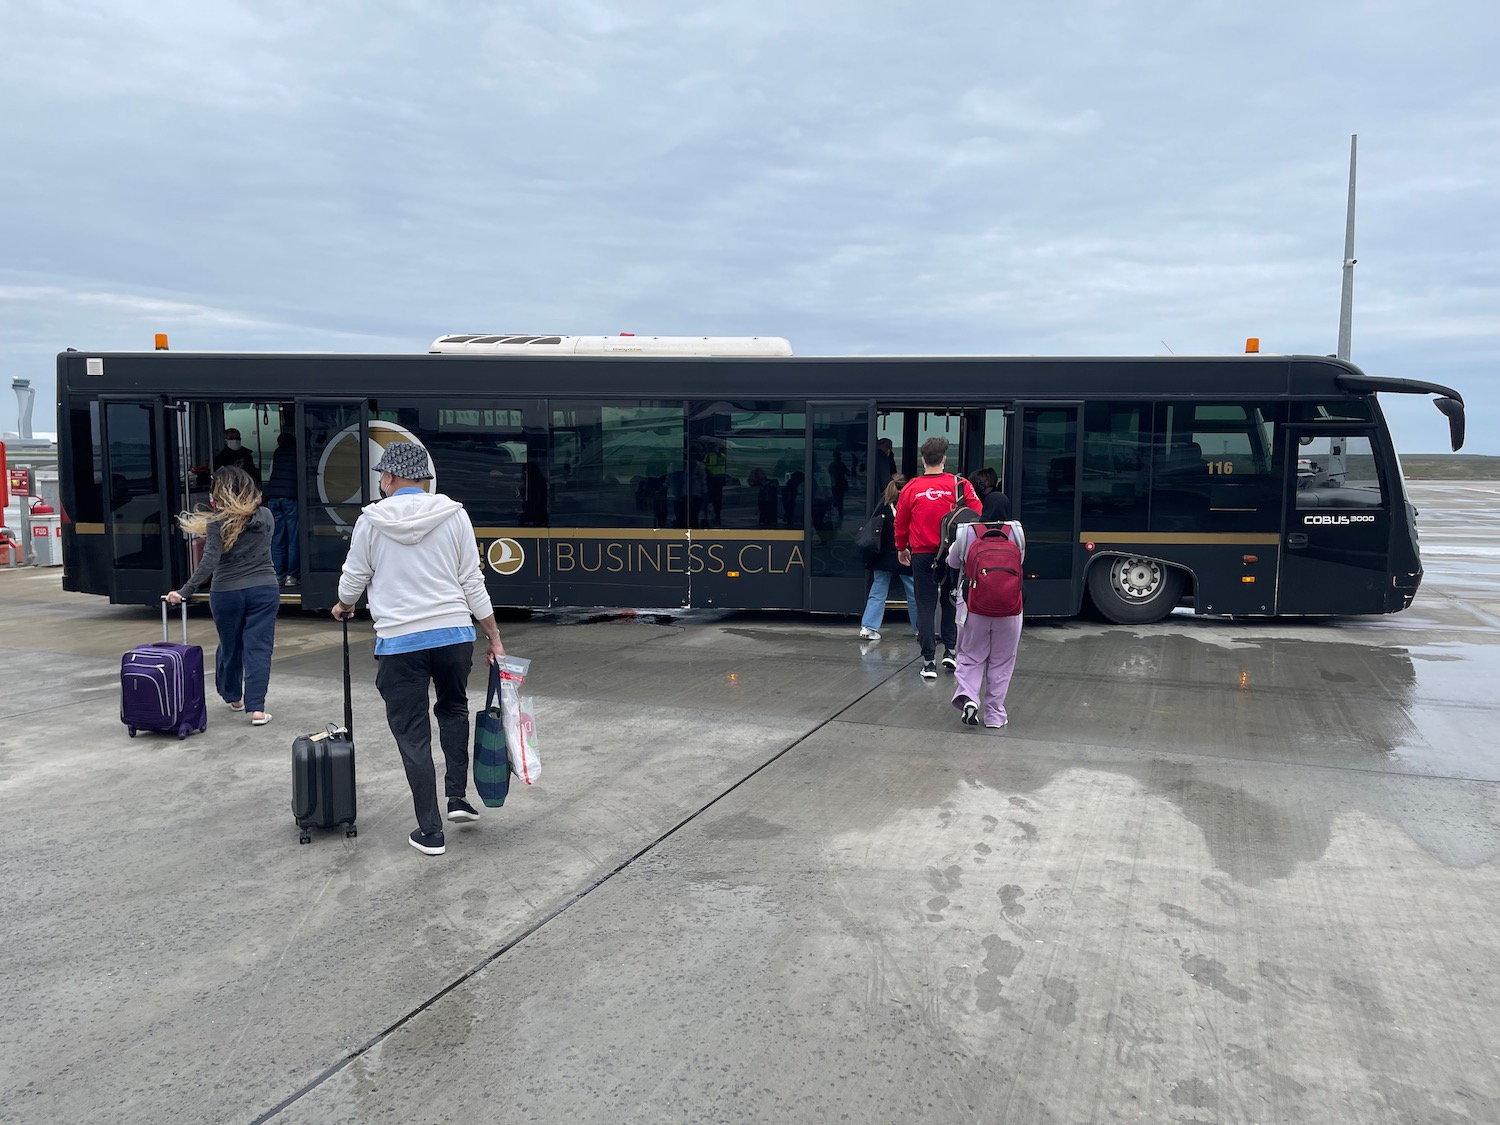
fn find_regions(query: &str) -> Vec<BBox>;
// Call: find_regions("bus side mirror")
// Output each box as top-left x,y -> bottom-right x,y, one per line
1435,397 -> 1465,452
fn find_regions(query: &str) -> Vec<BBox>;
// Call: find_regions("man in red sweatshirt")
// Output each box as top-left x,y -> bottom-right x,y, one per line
895,436 -> 981,679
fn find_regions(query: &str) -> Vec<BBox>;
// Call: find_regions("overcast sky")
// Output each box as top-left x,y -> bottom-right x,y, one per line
2,1 -> 1495,452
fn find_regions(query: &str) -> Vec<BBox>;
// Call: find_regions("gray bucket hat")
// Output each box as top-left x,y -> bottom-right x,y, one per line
372,441 -> 434,481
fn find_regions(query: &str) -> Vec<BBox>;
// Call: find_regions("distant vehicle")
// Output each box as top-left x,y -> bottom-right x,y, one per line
429,334 -> 793,356
58,341 -> 1462,623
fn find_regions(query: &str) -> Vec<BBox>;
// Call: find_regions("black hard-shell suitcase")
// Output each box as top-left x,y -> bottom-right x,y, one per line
291,616 -> 357,843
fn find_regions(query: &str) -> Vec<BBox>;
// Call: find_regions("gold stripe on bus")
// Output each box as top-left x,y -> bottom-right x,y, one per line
471,527 -> 804,542
73,523 -> 105,534
1081,532 -> 1282,545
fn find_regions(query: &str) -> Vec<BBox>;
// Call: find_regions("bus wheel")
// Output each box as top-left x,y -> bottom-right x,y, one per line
1087,556 -> 1184,625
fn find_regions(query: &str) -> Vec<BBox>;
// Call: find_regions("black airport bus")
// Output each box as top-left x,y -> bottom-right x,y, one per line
57,336 -> 1465,623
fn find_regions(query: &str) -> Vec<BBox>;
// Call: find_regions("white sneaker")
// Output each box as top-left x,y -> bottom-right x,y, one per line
859,627 -> 880,641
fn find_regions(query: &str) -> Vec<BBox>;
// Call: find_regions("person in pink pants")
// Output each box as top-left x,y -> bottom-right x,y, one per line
945,521 -> 1025,728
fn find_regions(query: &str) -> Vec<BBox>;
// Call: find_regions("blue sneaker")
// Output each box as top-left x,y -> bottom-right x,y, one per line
409,829 -> 446,855
447,797 -> 480,822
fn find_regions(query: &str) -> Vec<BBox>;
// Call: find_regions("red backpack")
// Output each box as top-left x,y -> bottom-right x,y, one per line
963,524 -> 1023,617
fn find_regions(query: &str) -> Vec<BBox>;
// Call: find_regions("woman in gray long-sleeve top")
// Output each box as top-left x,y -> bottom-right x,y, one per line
164,467 -> 280,726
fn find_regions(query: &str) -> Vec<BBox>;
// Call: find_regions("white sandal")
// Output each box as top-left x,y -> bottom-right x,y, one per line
251,712 -> 273,726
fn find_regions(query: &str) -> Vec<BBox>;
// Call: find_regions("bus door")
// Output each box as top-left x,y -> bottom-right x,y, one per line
296,400 -> 370,612
99,397 -> 180,605
877,408 -> 969,482
1277,427 -> 1391,615
807,403 -> 870,613
1010,404 -> 1083,616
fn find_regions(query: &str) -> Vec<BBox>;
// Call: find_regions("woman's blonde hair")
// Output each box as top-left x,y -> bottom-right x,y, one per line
882,473 -> 907,506
179,466 -> 261,552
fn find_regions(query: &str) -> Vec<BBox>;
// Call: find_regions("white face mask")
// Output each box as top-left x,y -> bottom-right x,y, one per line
226,440 -> 242,451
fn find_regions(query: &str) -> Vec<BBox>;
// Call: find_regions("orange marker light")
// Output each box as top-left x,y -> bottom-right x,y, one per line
726,570 -> 740,578
154,333 -> 170,350
1242,576 -> 1255,583
1245,337 -> 1260,353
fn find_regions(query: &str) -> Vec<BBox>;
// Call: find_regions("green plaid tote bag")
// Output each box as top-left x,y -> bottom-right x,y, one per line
473,662 -> 511,807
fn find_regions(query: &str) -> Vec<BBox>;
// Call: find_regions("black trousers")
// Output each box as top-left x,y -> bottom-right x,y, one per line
375,641 -> 474,836
911,552 -> 957,662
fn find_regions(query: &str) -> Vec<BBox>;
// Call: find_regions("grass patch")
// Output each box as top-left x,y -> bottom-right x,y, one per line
1401,455 -> 1500,480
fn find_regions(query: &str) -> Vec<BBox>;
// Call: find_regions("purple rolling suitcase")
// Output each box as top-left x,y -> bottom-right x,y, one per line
122,601 -> 208,740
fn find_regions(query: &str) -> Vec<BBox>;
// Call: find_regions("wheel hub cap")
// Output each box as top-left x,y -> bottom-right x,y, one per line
1115,558 -> 1161,600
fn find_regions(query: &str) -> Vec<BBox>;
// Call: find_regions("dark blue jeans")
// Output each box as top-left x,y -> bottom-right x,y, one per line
267,498 -> 299,580
209,583 -> 280,711
375,642 -> 475,836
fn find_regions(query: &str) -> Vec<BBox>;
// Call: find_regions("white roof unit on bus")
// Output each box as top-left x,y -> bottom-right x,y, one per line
429,334 -> 793,357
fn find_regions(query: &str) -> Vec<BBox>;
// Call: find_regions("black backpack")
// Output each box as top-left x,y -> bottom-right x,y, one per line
934,475 -> 979,570
854,505 -> 887,565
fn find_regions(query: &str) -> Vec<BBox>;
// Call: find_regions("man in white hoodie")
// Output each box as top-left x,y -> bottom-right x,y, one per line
332,442 -> 506,856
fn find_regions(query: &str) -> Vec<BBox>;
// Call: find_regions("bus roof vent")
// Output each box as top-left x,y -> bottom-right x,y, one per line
429,334 -> 793,357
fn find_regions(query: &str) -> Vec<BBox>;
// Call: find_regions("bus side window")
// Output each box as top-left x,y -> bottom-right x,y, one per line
1081,402 -> 1150,528
1296,435 -> 1384,509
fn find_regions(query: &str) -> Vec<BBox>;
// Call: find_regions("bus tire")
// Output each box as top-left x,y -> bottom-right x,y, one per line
1087,555 -> 1185,625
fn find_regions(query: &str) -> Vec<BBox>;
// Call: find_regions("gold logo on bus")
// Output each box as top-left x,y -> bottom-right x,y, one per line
487,538 -> 526,575
317,421 -> 436,527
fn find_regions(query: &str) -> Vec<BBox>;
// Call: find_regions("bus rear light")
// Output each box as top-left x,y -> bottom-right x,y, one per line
1242,554 -> 1257,563
1084,541 -> 1095,551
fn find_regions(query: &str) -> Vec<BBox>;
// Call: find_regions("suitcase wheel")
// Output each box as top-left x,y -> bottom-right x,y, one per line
128,728 -> 137,738
299,833 -> 311,845
345,825 -> 357,838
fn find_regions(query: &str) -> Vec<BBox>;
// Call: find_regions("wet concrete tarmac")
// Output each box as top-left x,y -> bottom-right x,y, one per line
1,482 -> 1498,1124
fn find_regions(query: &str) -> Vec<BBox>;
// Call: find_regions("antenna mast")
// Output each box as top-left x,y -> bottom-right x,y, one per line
1337,134 -> 1357,361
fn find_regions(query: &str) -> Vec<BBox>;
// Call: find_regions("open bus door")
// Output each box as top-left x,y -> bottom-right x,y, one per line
296,400 -> 370,612
99,397 -> 183,605
1010,403 -> 1083,616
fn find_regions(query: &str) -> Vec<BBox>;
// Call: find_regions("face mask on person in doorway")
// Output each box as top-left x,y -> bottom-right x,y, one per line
226,440 -> 242,451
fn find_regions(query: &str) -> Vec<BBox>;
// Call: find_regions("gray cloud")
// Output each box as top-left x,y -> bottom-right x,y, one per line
1,0 -> 1495,454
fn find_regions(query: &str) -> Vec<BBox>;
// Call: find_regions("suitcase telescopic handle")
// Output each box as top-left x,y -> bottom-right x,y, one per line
342,614 -> 353,739
160,596 -> 189,643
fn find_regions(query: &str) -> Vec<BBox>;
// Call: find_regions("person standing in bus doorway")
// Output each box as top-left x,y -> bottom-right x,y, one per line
262,432 -> 300,589
331,442 -> 506,857
895,436 -> 980,679
213,428 -> 261,484
165,466 -> 279,725
876,438 -> 898,489
859,474 -> 919,642
969,467 -> 1012,522
946,518 -> 1025,728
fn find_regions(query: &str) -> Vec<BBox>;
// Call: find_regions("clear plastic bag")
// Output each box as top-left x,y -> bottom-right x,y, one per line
495,655 -> 541,785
